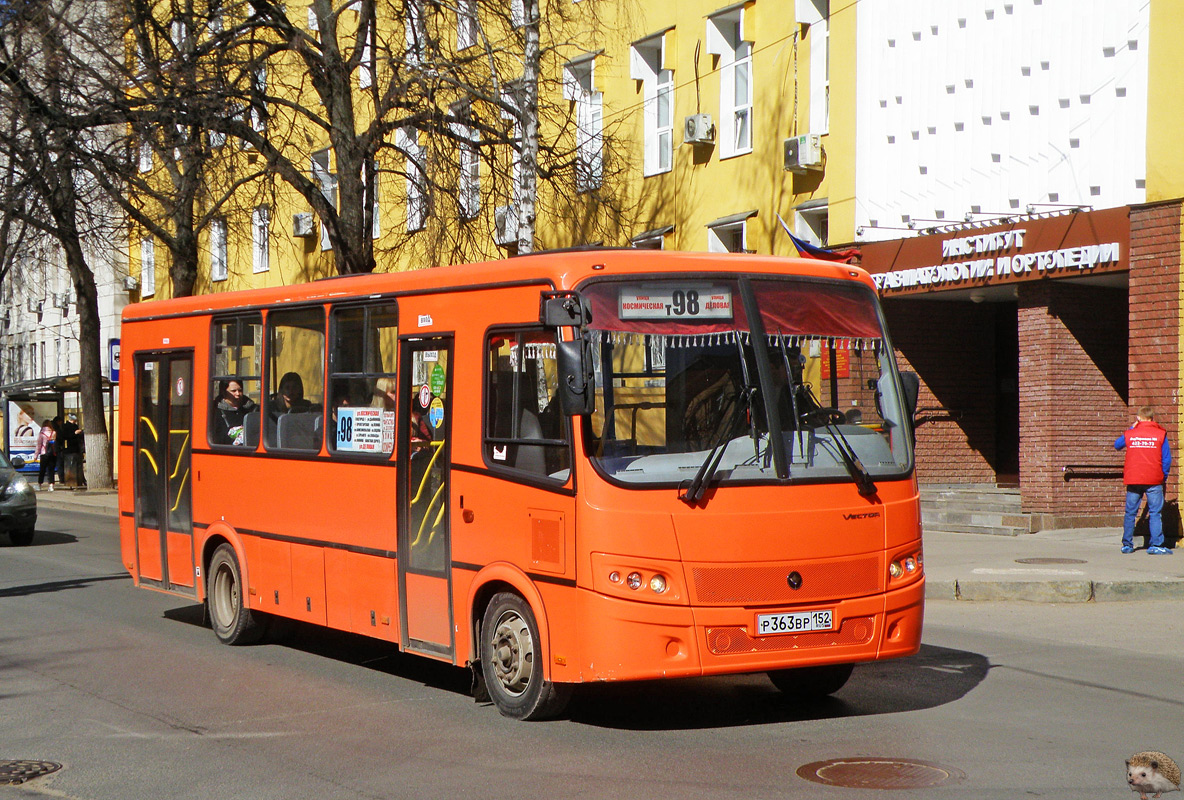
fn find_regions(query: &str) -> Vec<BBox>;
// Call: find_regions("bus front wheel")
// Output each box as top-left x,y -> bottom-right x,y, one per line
480,592 -> 571,720
767,663 -> 854,698
208,543 -> 266,645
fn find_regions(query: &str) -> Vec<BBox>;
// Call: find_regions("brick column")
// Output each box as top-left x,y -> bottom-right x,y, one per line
1017,282 -> 1128,519
1129,201 -> 1182,538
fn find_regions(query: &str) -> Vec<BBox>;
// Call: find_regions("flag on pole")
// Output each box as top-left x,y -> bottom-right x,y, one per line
777,213 -> 861,264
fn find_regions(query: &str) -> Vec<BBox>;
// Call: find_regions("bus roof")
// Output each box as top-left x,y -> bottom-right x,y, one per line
121,249 -> 872,321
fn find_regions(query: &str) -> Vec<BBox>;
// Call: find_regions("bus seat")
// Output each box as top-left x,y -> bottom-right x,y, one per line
242,410 -> 260,448
277,411 -> 322,450
514,408 -> 546,474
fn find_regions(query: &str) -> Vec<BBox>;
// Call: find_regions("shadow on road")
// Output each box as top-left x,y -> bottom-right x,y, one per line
159,603 -> 988,730
567,644 -> 989,730
0,573 -> 127,598
0,530 -> 78,546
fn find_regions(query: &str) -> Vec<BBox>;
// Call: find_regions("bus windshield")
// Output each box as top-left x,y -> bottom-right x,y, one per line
583,274 -> 912,489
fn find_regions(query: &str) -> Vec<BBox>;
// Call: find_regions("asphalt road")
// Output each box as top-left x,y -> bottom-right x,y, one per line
1,509 -> 1182,799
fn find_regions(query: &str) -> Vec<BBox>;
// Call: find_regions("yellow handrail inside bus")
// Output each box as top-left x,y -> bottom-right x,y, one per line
413,481 -> 447,547
170,468 -> 190,513
138,450 -> 159,474
168,431 -> 190,480
409,440 -> 445,504
139,417 -> 159,442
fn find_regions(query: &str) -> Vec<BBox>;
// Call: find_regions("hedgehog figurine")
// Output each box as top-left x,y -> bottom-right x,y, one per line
1127,752 -> 1181,799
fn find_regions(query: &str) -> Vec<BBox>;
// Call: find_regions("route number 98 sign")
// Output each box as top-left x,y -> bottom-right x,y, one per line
618,284 -> 733,321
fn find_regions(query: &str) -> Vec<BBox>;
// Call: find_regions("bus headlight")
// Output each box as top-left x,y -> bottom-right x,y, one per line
626,572 -> 643,590
590,553 -> 686,604
649,574 -> 668,594
888,546 -> 924,585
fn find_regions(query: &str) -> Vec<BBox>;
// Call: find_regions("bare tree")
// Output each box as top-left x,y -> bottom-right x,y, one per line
0,0 -> 126,487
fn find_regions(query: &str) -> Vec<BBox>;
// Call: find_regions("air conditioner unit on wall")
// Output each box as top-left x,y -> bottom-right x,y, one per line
293,212 -> 315,238
683,113 -> 715,145
784,134 -> 823,172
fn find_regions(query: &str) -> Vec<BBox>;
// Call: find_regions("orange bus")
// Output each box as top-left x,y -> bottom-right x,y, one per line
119,249 -> 924,719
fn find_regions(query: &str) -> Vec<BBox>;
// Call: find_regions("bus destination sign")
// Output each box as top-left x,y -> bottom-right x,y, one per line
618,284 -> 733,321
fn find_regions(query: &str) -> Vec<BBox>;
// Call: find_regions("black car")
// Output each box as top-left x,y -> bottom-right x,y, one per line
0,452 -> 36,545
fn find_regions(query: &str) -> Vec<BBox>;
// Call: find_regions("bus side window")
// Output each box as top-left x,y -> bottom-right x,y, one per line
327,302 -> 398,457
484,329 -> 571,480
209,315 -> 263,447
266,307 -> 325,452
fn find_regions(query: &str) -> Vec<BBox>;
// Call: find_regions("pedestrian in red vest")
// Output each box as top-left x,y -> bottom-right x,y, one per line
1114,405 -> 1173,554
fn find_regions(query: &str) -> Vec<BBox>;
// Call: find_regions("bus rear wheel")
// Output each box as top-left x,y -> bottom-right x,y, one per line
480,592 -> 571,720
767,663 -> 854,698
208,543 -> 266,645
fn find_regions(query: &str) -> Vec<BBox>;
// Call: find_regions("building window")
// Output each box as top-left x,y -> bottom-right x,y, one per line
210,217 -> 228,282
312,149 -> 337,250
451,112 -> 480,220
252,206 -> 270,273
707,5 -> 752,159
564,57 -> 602,192
250,66 -> 266,132
631,225 -> 673,250
457,0 -> 477,50
631,33 -> 674,176
405,0 -> 424,67
798,0 -> 829,133
139,139 -> 153,173
359,26 -> 372,88
795,203 -> 829,247
397,128 -> 428,232
140,237 -> 156,296
707,211 -> 756,253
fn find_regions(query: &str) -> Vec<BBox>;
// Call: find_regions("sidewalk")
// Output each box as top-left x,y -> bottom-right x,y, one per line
31,488 -> 1184,602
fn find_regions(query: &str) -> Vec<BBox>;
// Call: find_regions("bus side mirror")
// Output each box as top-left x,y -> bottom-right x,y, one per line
540,293 -> 591,327
556,337 -> 595,416
900,370 -> 920,418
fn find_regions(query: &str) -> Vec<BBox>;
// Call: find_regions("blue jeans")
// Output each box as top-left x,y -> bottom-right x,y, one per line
1123,484 -> 1165,549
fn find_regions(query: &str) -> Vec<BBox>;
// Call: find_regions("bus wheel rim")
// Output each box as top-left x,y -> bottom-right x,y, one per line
491,610 -> 533,697
212,562 -> 237,627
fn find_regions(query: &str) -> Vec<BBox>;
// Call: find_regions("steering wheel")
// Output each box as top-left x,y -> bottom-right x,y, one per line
800,407 -> 847,427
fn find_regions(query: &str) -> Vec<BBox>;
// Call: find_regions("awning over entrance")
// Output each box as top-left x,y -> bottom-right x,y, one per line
0,374 -> 114,399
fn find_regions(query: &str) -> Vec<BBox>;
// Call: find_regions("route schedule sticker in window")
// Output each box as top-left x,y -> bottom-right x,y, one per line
618,284 -> 733,320
335,407 -> 392,453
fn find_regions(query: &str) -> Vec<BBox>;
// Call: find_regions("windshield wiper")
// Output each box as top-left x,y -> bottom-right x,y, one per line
798,384 -> 877,498
679,386 -> 751,505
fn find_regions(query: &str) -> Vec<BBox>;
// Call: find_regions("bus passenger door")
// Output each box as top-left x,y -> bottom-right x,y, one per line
398,337 -> 453,658
132,351 -> 195,595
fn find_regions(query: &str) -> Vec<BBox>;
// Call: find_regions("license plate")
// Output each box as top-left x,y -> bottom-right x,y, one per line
756,609 -> 834,636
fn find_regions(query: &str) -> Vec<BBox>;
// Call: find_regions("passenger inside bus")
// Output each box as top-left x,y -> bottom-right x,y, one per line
274,372 -> 312,414
212,379 -> 258,446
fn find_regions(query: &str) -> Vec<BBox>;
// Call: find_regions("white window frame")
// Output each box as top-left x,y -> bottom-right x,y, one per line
311,149 -> 337,250
805,0 -> 829,133
451,121 -> 480,220
706,211 -> 755,253
707,6 -> 753,159
363,160 -> 381,239
139,139 -> 153,173
500,82 -> 528,216
252,206 -> 270,273
457,0 -> 477,50
397,128 -> 428,233
405,0 -> 424,68
250,66 -> 266,132
795,202 -> 828,247
564,56 -> 603,192
631,33 -> 674,176
359,26 -> 372,88
140,237 -> 156,296
210,217 -> 228,282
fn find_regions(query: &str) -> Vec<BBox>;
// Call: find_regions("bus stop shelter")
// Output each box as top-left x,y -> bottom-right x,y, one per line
1,374 -> 115,473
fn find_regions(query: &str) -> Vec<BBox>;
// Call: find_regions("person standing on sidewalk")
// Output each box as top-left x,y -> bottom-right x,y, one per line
1115,405 -> 1173,554
33,418 -> 58,491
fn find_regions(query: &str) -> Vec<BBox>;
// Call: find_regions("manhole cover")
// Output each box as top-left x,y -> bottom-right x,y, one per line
797,758 -> 965,789
1015,557 -> 1087,565
0,760 -> 62,785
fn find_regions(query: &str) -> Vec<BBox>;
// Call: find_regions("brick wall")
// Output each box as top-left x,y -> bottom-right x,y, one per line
1129,202 -> 1182,525
1017,282 -> 1128,515
884,300 -> 997,484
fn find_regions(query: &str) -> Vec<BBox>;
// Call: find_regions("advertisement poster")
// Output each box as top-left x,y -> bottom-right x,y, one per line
8,400 -> 55,468
334,407 -> 395,454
